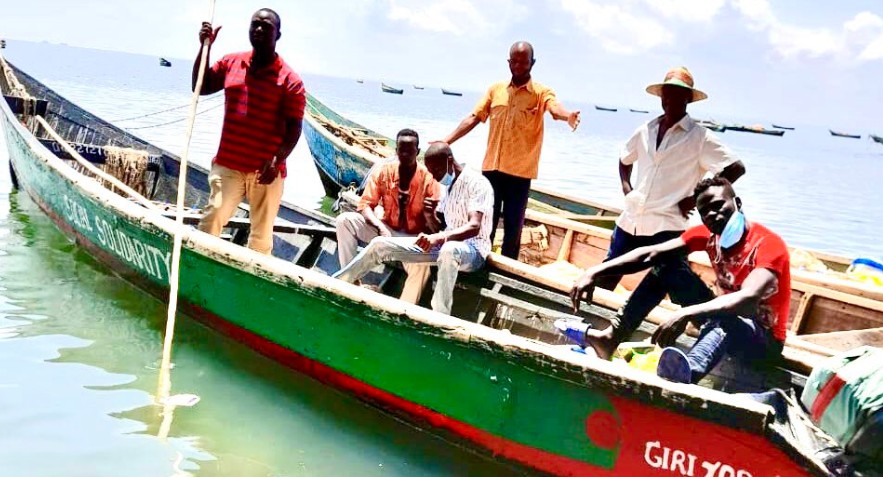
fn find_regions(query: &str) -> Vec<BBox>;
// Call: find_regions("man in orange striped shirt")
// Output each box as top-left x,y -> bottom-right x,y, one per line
443,41 -> 580,259
193,9 -> 305,255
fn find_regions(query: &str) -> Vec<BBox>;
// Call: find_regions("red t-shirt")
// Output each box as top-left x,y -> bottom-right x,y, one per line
204,51 -> 306,178
682,222 -> 791,341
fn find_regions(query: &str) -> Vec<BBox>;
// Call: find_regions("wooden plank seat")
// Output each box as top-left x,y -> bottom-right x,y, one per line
158,210 -> 337,239
3,94 -> 49,116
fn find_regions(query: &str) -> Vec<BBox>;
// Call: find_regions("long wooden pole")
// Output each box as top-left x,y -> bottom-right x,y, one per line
157,0 -> 217,408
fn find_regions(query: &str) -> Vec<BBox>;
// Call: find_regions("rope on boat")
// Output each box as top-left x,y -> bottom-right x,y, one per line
157,0 -> 216,437
0,52 -> 32,101
110,92 -> 222,122
123,101 -> 223,130
33,116 -> 160,212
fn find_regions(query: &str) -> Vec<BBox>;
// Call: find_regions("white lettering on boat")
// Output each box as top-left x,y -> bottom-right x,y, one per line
62,194 -> 170,282
644,441 -> 752,477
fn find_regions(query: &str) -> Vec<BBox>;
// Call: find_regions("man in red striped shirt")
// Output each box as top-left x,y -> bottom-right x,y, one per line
193,8 -> 305,254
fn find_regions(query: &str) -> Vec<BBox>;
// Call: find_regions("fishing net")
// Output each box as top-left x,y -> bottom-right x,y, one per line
100,146 -> 151,196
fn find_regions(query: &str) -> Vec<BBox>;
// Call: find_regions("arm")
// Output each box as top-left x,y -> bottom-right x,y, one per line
570,237 -> 689,312
652,268 -> 778,347
548,102 -> 581,131
361,207 -> 392,237
192,22 -> 222,95
357,171 -> 392,237
443,115 -> 481,145
415,211 -> 482,251
619,161 -> 633,196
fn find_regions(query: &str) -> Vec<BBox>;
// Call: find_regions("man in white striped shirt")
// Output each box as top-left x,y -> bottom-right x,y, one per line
333,143 -> 494,315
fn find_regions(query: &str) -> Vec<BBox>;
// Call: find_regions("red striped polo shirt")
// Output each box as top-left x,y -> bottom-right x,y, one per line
204,51 -> 306,177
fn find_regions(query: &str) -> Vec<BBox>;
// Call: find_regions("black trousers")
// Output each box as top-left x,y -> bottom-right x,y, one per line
483,170 -> 531,259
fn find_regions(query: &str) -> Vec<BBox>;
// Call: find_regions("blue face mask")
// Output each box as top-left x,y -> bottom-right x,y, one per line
439,162 -> 454,187
719,210 -> 746,249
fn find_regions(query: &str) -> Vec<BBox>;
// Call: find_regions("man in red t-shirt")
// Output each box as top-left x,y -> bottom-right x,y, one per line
193,8 -> 305,254
564,177 -> 790,384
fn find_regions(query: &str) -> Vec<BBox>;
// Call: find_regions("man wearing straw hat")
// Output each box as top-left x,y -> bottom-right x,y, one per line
595,67 -> 746,293
193,8 -> 305,255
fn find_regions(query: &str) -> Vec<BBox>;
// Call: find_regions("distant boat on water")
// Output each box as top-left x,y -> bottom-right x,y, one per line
441,88 -> 462,96
413,85 -> 424,90
628,108 -> 649,114
356,79 -> 364,84
870,134 -> 883,145
159,58 -> 171,67
725,125 -> 784,136
594,105 -> 617,112
772,124 -> 795,130
381,83 -> 404,95
830,130 -> 861,139
696,119 -> 726,132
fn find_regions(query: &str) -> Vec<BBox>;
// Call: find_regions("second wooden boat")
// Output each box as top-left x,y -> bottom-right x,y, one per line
870,134 -> 883,145
725,125 -> 785,136
594,105 -> 617,112
380,83 -> 403,95
772,124 -> 795,130
830,130 -> 861,139
441,88 -> 462,96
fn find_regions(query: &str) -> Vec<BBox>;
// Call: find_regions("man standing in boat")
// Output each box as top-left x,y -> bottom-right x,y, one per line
566,178 -> 790,384
193,9 -> 305,255
441,41 -> 580,260
334,143 -> 494,315
596,67 -> 745,291
335,129 -> 442,303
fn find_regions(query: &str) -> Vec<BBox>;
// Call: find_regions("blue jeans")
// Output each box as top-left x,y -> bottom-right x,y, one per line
483,171 -> 531,259
333,237 -> 485,315
613,261 -> 783,381
596,226 -> 685,291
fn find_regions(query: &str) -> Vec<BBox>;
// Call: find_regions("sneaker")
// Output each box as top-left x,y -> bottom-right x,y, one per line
656,347 -> 692,384
554,319 -> 591,348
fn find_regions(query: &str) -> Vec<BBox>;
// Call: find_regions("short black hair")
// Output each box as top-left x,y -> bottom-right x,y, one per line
258,8 -> 281,30
396,128 -> 419,145
694,176 -> 734,199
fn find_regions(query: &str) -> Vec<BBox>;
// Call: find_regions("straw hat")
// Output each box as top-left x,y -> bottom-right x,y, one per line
646,67 -> 707,103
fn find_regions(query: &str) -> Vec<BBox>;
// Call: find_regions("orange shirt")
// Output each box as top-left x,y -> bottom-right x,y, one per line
473,80 -> 558,179
357,162 -> 442,234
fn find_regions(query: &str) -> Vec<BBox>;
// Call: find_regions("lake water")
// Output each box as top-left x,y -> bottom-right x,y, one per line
1,39 -> 882,476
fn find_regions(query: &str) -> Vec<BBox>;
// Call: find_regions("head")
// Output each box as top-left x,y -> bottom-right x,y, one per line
508,41 -> 535,82
646,67 -> 707,117
424,143 -> 455,181
395,129 -> 420,166
694,177 -> 742,235
249,8 -> 281,53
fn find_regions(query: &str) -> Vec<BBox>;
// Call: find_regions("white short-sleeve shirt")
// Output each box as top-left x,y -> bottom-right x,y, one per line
440,167 -> 495,257
616,114 -> 738,236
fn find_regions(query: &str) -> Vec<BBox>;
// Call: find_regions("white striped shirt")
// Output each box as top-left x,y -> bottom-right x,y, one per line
440,167 -> 494,257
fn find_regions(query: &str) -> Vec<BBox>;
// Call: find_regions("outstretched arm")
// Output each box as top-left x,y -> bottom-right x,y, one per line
548,102 -> 581,131
570,237 -> 689,312
443,115 -> 481,145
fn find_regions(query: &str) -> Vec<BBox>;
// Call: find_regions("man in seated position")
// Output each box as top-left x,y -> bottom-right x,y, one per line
335,128 -> 441,303
566,178 -> 790,384
334,142 -> 494,315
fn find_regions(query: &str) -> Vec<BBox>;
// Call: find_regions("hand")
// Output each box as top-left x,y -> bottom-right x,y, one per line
199,22 -> 222,46
415,233 -> 445,252
677,196 -> 696,219
423,198 -> 439,214
569,270 -> 597,313
257,159 -> 280,185
376,223 -> 392,237
651,312 -> 691,348
567,111 -> 581,131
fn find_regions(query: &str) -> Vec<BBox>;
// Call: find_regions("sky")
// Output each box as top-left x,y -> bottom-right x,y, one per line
2,0 -> 883,130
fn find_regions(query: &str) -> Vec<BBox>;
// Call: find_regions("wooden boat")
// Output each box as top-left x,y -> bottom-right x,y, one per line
441,88 -> 462,96
594,105 -> 617,112
1,55 -> 844,477
697,119 -> 726,132
773,124 -> 795,130
159,58 -> 171,67
502,210 -> 883,360
380,83 -> 403,95
830,130 -> 861,139
628,108 -> 649,114
725,125 -> 785,136
355,79 -> 364,84
413,85 -> 424,90
302,94 -> 620,228
870,134 -> 883,145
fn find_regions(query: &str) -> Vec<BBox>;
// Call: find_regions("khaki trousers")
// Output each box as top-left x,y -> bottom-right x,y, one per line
335,211 -> 431,304
198,164 -> 284,255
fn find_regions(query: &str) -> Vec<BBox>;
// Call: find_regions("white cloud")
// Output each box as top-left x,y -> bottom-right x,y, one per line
559,0 -> 673,54
386,0 -> 526,36
647,0 -> 726,23
732,1 -> 883,63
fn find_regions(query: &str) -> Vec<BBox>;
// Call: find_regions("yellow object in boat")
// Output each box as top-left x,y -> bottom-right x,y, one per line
613,341 -> 662,373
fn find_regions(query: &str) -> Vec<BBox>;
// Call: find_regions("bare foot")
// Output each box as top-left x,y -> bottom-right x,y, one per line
585,326 -> 618,360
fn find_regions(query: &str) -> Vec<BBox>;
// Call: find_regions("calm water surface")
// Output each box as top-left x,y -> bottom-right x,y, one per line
2,39 -> 882,476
